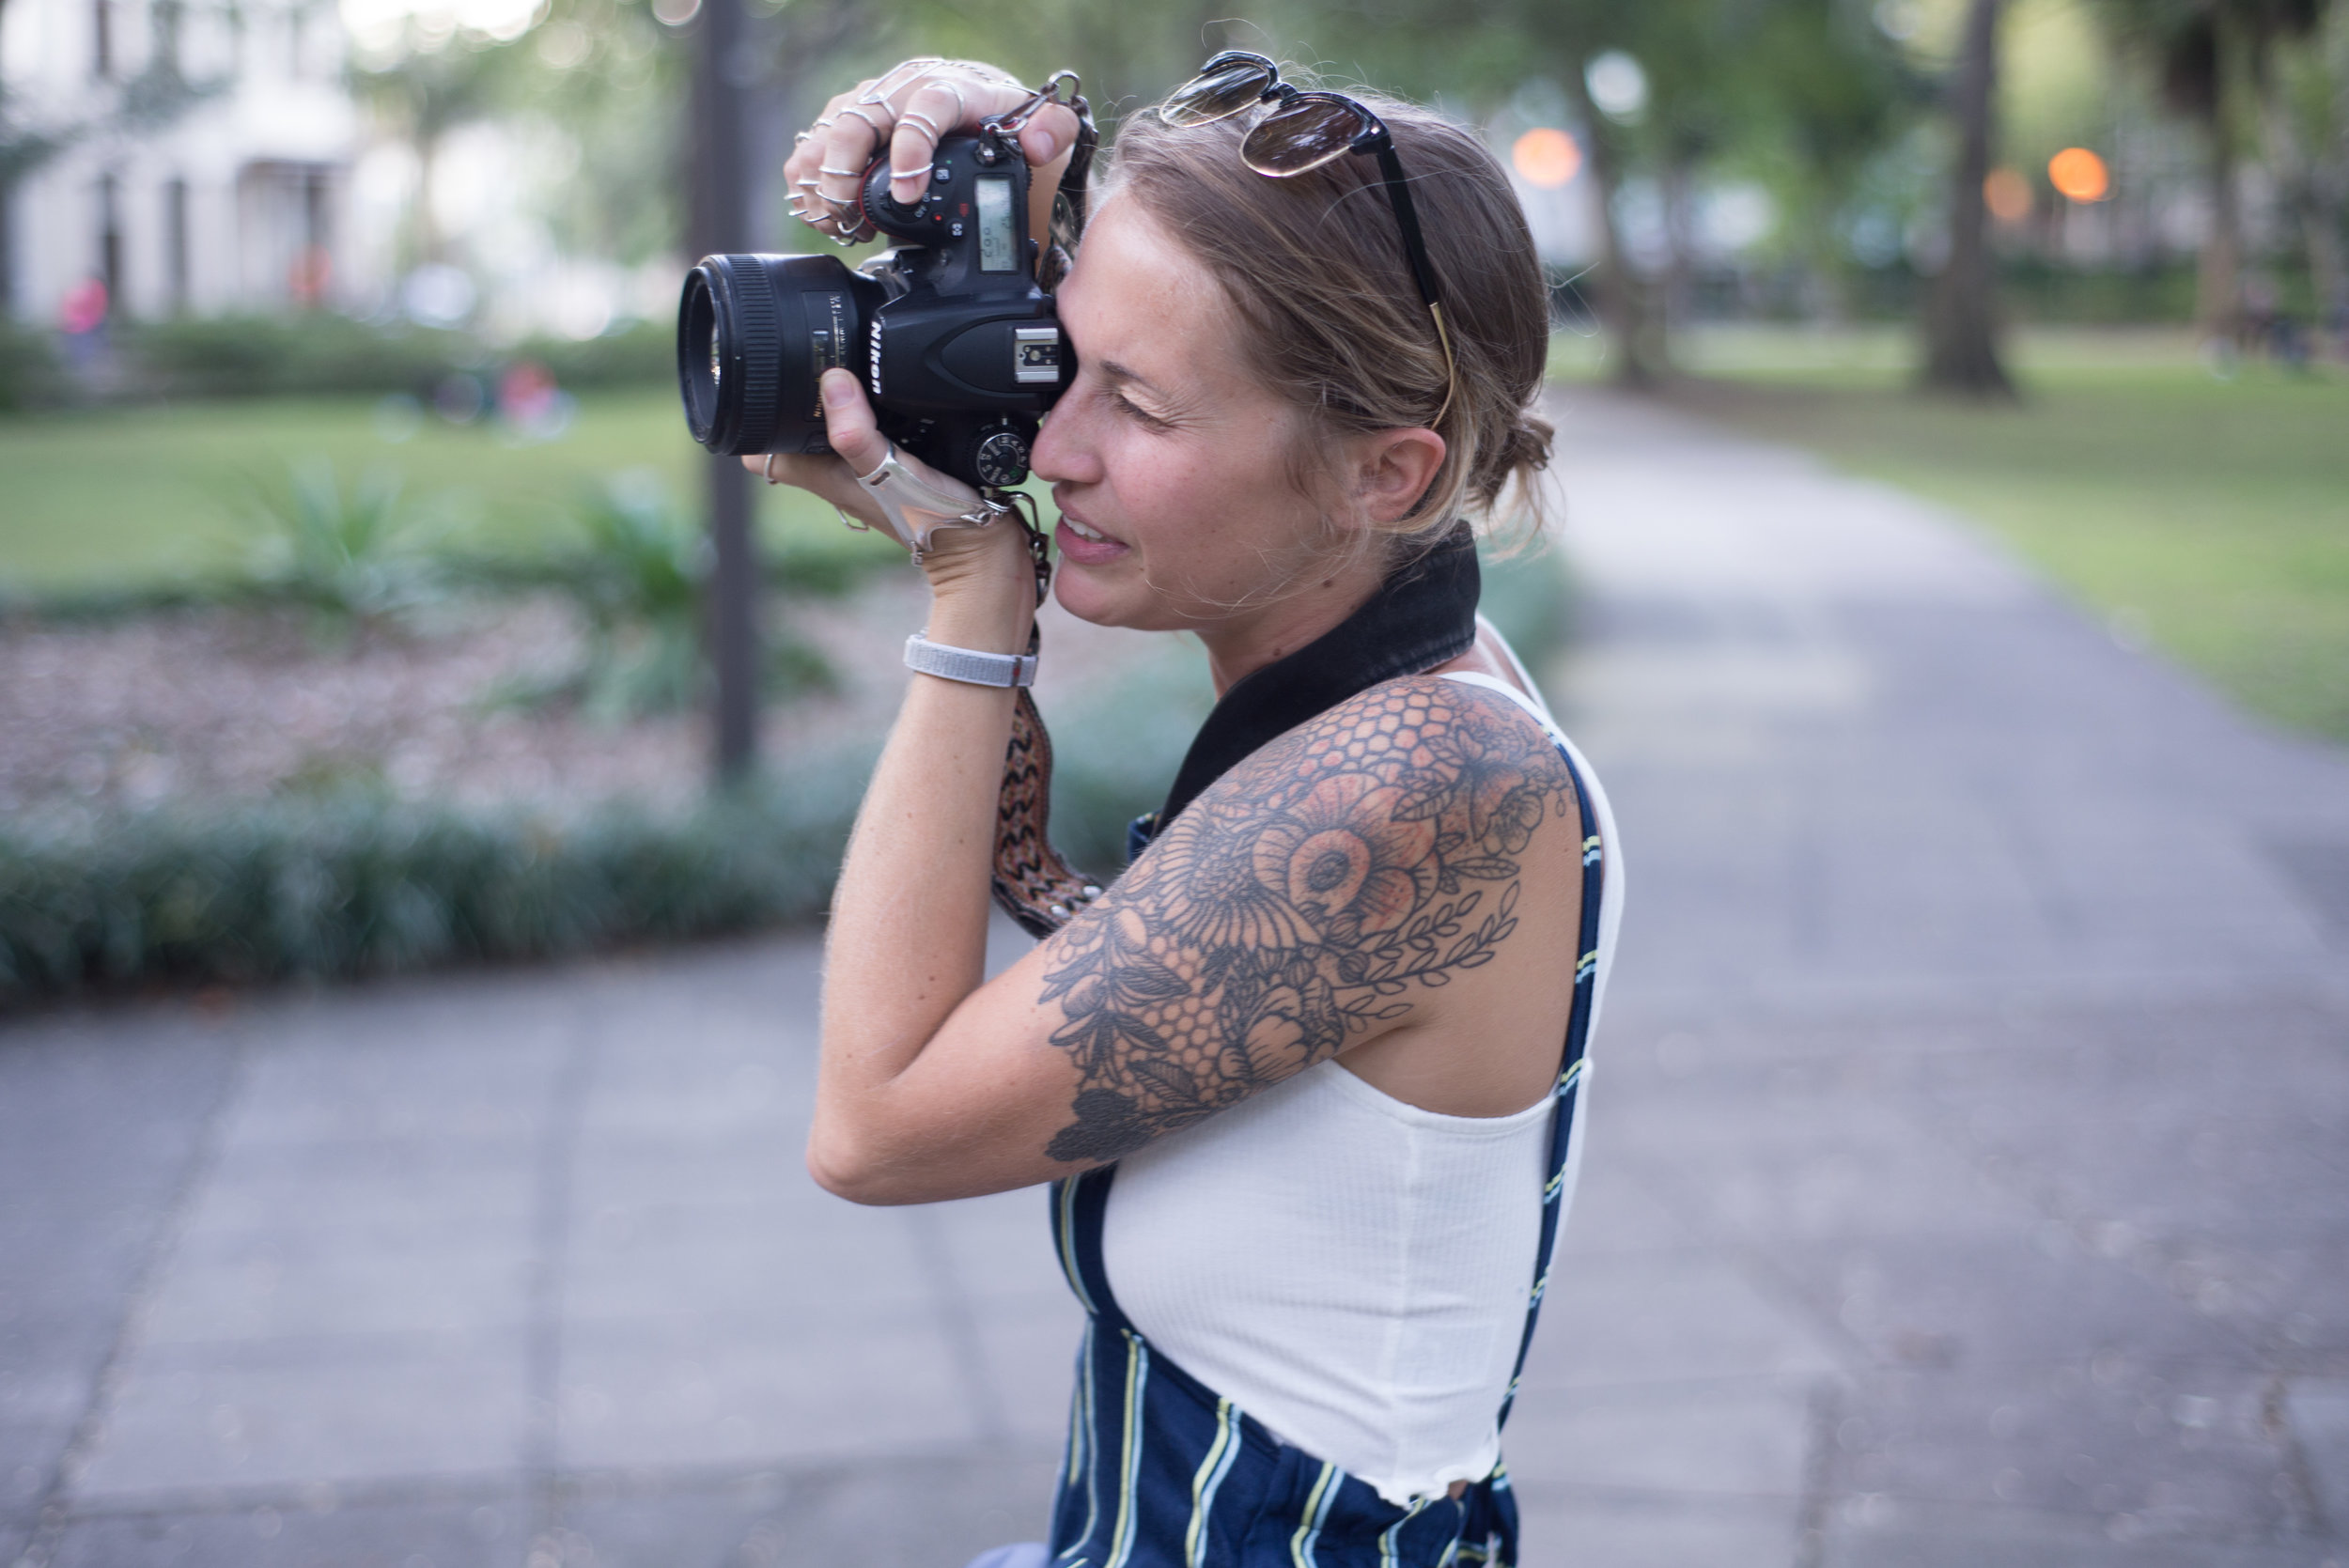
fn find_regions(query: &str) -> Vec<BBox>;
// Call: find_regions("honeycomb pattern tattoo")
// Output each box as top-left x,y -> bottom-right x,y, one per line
1034,676 -> 1579,1164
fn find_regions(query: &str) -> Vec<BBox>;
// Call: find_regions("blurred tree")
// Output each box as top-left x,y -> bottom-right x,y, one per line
2261,4 -> 2347,320
1924,0 -> 2016,394
351,36 -> 524,267
2100,0 -> 2331,335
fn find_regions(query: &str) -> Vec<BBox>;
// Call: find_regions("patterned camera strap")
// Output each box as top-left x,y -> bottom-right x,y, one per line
987,73 -> 1103,940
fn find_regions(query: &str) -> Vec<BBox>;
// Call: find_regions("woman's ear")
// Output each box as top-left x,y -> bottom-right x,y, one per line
1349,427 -> 1447,526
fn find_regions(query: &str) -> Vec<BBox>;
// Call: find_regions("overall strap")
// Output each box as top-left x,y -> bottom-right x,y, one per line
1489,710 -> 1605,1434
1050,1165 -> 1134,1336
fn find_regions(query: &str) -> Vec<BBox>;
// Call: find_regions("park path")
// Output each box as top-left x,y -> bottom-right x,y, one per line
4,387 -> 2347,1568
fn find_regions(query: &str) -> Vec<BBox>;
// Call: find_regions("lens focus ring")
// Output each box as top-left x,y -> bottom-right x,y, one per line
725,259 -> 783,454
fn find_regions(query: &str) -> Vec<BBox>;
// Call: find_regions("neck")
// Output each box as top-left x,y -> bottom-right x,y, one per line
1193,551 -> 1391,696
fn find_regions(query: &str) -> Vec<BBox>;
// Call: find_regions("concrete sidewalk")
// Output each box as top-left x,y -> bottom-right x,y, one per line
4,388 -> 2346,1568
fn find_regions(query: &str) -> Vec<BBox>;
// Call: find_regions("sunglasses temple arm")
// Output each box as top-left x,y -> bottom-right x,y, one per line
1372,140 -> 1457,418
1372,142 -> 1441,312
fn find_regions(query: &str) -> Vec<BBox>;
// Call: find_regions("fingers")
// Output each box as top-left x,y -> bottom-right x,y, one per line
782,60 -> 1074,241
814,368 -> 887,475
886,77 -> 965,205
1012,103 -> 1082,173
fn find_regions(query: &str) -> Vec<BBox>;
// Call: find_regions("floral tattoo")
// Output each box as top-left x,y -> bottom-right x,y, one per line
1036,677 -> 1579,1164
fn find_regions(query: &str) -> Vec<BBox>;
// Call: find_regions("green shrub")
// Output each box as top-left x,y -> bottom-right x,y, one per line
519,320 -> 672,388
0,759 -> 868,1007
0,321 -> 65,411
126,313 -> 472,398
122,313 -> 676,401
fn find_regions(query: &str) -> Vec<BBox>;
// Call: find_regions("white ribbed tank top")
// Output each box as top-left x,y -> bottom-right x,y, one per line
1101,664 -> 1624,1507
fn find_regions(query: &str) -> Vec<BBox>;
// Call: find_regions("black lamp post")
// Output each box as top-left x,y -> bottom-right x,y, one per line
688,0 -> 760,781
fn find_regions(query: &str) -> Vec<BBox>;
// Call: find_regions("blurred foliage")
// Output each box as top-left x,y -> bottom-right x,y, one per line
241,458 -> 439,629
0,756 -> 868,1007
0,390 -> 899,595
0,319 -> 63,411
119,314 -> 670,401
471,471 -> 839,720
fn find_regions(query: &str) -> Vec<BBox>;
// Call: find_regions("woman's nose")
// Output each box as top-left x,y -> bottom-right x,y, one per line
1029,396 -> 1101,488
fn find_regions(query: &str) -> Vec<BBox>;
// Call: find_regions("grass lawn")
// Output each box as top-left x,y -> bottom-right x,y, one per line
0,387 -> 893,591
1602,326 -> 2349,746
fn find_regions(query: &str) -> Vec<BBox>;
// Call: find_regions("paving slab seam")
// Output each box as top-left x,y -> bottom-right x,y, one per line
11,1025 -> 252,1568
1789,1374 -> 1849,1568
523,991 -> 601,1568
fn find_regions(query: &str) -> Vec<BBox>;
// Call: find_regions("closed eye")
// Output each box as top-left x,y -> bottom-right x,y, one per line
1111,392 -> 1174,430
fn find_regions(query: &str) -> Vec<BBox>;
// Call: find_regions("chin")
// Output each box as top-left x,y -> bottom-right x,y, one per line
1052,564 -> 1150,629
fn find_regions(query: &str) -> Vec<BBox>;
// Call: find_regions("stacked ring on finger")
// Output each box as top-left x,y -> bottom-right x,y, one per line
898,107 -> 944,142
838,103 -> 888,135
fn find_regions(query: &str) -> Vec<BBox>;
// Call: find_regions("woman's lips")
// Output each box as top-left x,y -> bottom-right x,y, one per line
1054,515 -> 1130,567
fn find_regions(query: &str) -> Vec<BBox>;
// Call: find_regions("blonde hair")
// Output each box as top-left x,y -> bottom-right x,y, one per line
1104,77 -> 1555,558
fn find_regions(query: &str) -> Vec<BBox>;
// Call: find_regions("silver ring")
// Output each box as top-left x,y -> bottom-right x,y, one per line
860,58 -> 941,106
763,451 -> 783,483
794,176 -> 820,188
817,163 -> 863,179
888,163 -> 933,182
792,130 -> 813,145
899,107 -> 944,140
839,103 -> 888,134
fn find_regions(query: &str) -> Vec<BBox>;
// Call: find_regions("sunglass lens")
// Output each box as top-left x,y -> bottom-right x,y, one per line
1241,97 -> 1369,175
1162,59 -> 1272,127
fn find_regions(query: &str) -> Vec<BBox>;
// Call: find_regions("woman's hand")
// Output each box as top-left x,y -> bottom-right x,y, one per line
741,369 -> 1036,652
783,57 -> 1081,242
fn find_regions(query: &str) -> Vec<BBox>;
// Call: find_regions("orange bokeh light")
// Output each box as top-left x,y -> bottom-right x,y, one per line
2048,147 -> 2110,203
1983,166 -> 2033,224
1512,128 -> 1583,190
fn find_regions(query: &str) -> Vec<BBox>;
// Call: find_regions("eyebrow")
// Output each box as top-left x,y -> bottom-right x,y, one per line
1096,358 -> 1169,399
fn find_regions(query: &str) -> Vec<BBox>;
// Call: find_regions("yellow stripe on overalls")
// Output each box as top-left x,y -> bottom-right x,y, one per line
1184,1397 -> 1238,1568
1103,1330 -> 1148,1568
1289,1461 -> 1340,1567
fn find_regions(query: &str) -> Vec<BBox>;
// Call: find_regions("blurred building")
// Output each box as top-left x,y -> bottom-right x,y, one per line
1,0 -> 371,324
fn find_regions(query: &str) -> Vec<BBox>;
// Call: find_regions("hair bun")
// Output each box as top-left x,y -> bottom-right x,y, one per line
1501,412 -> 1555,475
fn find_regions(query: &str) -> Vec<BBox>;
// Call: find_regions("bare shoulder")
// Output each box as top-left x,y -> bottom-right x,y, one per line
1032,675 -> 1580,1165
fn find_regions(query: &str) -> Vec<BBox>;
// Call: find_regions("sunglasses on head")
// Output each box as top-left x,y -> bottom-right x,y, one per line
1161,51 -> 1455,418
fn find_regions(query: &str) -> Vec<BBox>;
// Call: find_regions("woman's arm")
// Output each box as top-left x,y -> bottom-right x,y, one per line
805,649 -> 1586,1205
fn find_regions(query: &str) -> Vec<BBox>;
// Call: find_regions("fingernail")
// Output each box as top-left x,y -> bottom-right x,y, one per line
821,372 -> 855,409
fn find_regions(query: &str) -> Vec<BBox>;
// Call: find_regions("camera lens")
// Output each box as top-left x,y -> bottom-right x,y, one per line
677,254 -> 882,458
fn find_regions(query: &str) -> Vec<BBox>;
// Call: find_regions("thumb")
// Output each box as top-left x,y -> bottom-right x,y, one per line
818,369 -> 887,474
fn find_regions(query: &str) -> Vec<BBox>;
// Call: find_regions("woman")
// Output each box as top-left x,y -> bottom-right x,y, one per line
758,54 -> 1624,1568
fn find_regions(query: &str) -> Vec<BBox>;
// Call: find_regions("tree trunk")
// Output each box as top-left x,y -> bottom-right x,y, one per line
2197,110 -> 2243,339
1923,0 -> 2014,396
691,0 -> 759,784
1661,151 -> 1698,338
1563,62 -> 1662,387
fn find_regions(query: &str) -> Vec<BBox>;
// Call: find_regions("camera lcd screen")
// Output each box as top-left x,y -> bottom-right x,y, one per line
975,177 -> 1015,272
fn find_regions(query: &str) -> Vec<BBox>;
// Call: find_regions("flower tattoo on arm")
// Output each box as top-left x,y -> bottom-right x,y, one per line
1035,678 -> 1579,1164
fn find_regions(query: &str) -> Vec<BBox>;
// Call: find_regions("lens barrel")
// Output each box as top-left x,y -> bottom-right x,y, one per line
677,253 -> 880,458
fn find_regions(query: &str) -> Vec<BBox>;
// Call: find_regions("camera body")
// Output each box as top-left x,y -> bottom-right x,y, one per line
677,131 -> 1071,490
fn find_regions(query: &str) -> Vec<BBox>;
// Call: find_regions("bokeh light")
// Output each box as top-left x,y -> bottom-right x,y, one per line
2048,147 -> 2110,203
1983,166 -> 2033,224
1512,128 -> 1583,190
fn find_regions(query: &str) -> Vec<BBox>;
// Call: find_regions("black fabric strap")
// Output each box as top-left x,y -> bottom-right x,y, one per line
1140,530 -> 1481,847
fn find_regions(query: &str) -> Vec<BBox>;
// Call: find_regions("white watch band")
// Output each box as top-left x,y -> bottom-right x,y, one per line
904,632 -> 1038,688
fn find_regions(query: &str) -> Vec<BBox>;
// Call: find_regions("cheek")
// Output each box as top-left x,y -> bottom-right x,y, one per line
1111,428 -> 1299,572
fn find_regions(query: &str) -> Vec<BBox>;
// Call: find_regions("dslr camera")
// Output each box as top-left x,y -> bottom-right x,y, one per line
677,126 -> 1071,491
